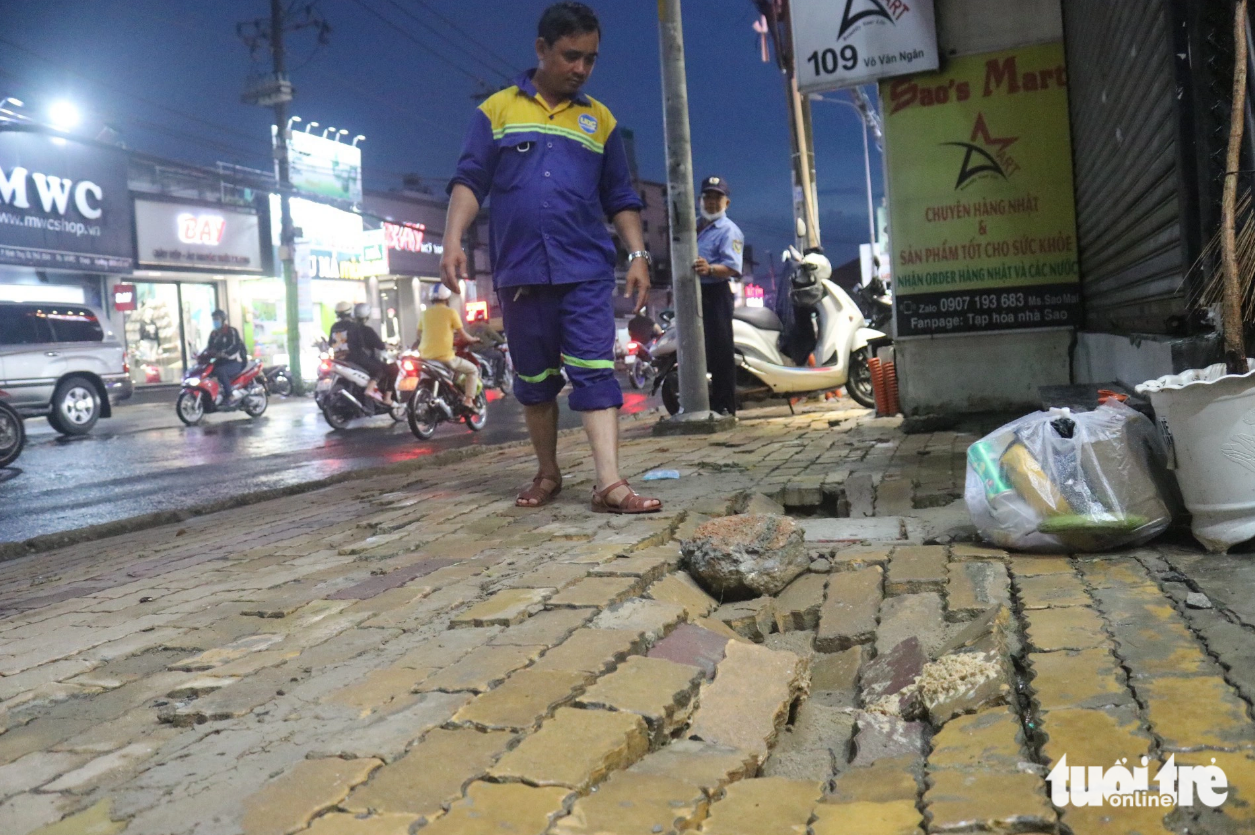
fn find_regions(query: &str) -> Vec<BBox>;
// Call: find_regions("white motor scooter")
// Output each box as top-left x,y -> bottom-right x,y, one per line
650,248 -> 889,415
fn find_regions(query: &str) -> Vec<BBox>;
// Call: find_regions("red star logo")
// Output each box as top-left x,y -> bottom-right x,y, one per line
970,113 -> 1018,153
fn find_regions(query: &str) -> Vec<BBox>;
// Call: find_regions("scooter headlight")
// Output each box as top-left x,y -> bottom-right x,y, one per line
185,377 -> 201,387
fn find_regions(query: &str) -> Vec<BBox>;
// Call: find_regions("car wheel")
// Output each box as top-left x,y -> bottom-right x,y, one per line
0,402 -> 25,468
846,348 -> 876,409
51,376 -> 100,435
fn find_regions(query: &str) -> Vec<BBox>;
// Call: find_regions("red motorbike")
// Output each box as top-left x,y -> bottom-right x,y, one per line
176,356 -> 269,426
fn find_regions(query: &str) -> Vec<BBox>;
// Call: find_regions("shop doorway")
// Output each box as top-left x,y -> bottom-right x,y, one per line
124,281 -> 219,385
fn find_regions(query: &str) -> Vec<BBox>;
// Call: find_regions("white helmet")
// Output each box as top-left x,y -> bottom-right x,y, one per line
334,301 -> 353,317
432,283 -> 453,302
353,302 -> 371,321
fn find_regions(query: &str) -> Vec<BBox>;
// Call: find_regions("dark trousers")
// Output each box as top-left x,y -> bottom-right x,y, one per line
213,360 -> 245,400
701,282 -> 737,415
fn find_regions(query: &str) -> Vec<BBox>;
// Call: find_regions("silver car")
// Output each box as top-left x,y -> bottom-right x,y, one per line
0,301 -> 133,435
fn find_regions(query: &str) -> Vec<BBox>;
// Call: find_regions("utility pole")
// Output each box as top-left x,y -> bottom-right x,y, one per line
238,2 -> 329,394
657,0 -> 720,426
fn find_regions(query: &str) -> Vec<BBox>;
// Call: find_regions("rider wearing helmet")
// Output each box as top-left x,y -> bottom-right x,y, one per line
347,303 -> 392,405
202,309 -> 248,403
417,283 -> 480,408
328,301 -> 354,358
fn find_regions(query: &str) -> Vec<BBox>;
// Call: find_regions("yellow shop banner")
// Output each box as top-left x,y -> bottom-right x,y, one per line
882,42 -> 1081,336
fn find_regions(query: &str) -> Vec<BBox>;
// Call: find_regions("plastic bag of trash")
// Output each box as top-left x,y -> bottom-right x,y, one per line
965,401 -> 1175,552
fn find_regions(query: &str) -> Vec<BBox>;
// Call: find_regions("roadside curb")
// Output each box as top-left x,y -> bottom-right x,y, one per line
0,409 -> 665,564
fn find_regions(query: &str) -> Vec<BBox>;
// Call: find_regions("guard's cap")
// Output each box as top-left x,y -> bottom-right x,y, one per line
700,176 -> 730,198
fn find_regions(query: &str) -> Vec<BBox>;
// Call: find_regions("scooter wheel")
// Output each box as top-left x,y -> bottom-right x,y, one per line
846,348 -> 876,409
660,370 -> 681,416
408,390 -> 438,440
176,390 -> 205,426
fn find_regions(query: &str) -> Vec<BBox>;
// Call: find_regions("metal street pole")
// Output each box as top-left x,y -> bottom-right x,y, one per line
657,0 -> 712,418
860,116 -> 876,246
270,0 -> 302,394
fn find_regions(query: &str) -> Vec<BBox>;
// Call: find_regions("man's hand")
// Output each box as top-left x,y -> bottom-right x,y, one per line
625,257 -> 651,310
693,256 -> 712,277
440,245 -> 467,292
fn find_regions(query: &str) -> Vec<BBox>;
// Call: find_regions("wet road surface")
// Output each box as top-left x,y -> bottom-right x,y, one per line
0,385 -> 659,543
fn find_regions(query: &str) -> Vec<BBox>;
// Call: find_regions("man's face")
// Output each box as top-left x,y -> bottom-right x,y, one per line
702,192 -> 730,216
535,31 -> 600,97
212,317 -> 224,330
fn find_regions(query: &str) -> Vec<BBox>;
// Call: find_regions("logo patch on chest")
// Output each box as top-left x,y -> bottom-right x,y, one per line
578,114 -> 599,134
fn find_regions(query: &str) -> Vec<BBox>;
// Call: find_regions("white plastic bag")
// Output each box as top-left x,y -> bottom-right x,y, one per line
965,401 -> 1175,553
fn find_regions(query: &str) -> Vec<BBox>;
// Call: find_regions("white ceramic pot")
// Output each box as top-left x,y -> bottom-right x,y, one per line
1137,361 -> 1255,552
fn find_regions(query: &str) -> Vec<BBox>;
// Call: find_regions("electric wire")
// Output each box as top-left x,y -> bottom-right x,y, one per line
342,0 -> 489,86
402,0 -> 522,79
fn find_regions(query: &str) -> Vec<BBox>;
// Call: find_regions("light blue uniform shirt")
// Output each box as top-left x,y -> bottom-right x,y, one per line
696,216 -> 745,284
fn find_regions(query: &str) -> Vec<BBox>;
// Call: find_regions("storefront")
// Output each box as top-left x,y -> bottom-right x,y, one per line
239,195 -> 367,373
119,197 -> 265,385
0,128 -> 134,311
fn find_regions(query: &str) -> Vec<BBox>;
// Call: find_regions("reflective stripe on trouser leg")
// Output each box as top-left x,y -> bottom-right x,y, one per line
560,280 -> 623,412
499,286 -> 565,404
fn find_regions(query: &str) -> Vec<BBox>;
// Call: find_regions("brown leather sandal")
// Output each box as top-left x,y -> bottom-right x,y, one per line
591,480 -> 662,514
516,475 -> 562,508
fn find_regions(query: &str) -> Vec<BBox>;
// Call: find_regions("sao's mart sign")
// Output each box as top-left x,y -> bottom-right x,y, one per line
0,130 -> 134,273
791,0 -> 939,93
883,42 -> 1081,337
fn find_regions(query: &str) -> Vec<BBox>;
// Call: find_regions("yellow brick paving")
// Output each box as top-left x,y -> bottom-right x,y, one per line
0,401 -> 1252,833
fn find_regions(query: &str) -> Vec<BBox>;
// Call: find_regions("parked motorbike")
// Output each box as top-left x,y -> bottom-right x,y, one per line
400,347 -> 488,440
315,354 -> 407,431
651,248 -> 887,414
0,390 -> 25,468
176,357 -> 269,426
263,365 -> 294,397
473,343 -> 515,397
625,338 -> 654,390
855,276 -> 893,331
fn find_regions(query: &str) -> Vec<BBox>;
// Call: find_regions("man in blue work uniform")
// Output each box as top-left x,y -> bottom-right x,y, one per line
440,2 -> 661,514
693,176 -> 745,416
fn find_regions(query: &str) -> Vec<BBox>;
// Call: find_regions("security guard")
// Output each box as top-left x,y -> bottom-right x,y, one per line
693,175 -> 744,416
441,2 -> 661,514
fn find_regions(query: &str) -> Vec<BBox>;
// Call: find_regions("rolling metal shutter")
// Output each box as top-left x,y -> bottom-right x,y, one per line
1062,0 -> 1185,333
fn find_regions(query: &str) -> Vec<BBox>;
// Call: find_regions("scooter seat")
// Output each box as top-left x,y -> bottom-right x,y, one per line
734,306 -> 784,332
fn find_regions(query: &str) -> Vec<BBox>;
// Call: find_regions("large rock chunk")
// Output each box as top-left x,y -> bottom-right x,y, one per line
681,515 -> 809,600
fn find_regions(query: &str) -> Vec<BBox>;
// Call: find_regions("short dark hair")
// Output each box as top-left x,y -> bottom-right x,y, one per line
538,2 -> 600,45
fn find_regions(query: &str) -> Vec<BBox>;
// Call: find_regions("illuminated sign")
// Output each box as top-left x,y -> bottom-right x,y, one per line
113,282 -> 137,312
745,284 -> 765,308
465,301 -> 488,322
384,221 -> 443,256
282,129 -> 363,205
177,213 -> 226,246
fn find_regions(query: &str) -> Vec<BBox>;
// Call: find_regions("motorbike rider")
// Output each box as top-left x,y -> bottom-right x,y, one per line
692,175 -> 744,416
328,301 -> 354,358
417,284 -> 480,408
202,309 -> 248,403
627,307 -> 662,346
346,303 -> 392,405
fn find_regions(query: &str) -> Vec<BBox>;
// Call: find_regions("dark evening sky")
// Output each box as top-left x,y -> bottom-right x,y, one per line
1,0 -> 884,268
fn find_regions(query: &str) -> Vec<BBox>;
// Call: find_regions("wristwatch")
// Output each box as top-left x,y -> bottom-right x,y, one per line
627,250 -> 652,265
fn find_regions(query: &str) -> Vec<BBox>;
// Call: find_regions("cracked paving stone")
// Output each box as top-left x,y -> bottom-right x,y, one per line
926,707 -> 1024,772
774,573 -> 829,633
645,572 -> 719,620
647,622 -> 734,680
627,739 -> 755,795
811,800 -> 922,835
451,668 -> 587,731
575,655 -> 703,746
343,727 -> 514,819
416,644 -> 546,693
505,563 -> 591,591
923,771 -> 1055,834
850,711 -> 927,766
547,576 -> 642,610
816,566 -> 882,652
392,627 -> 501,675
450,589 -> 554,628
699,776 -> 822,835
1039,706 -> 1152,770
829,755 -> 922,804
945,560 -> 1010,622
303,812 -> 420,835
1138,676 -> 1255,752
711,597 -> 776,642
24,798 -> 124,835
419,781 -> 573,835
488,608 -> 595,648
1008,555 -> 1073,576
876,593 -> 947,658
38,740 -> 160,794
530,627 -> 645,680
687,641 -> 809,768
551,770 -> 710,834
1023,607 -> 1108,652
886,546 -> 947,595
305,690 -> 471,763
487,706 -> 649,792
590,552 -> 678,585
167,633 -> 285,671
1028,649 -> 1132,711
240,757 -> 381,835
762,702 -> 854,781
591,599 -> 686,646
1014,572 -> 1090,609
